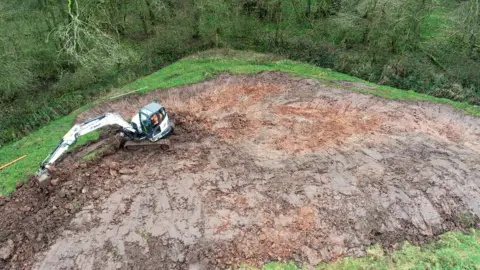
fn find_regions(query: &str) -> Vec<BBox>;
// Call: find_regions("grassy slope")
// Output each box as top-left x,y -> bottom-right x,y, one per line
0,50 -> 479,268
0,110 -> 99,194
1,49 -> 479,194
254,230 -> 480,269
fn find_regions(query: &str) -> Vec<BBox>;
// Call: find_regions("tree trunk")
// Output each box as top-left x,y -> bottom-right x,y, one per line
192,0 -> 201,39
305,0 -> 311,18
466,0 -> 479,57
144,0 -> 157,25
289,0 -> 303,23
67,0 -> 77,23
38,0 -> 58,29
274,1 -> 283,46
140,13 -> 150,37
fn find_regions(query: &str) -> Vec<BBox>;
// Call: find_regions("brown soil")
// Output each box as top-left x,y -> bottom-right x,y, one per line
1,72 -> 480,269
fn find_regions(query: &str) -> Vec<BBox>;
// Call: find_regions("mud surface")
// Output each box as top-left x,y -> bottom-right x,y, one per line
1,72 -> 480,269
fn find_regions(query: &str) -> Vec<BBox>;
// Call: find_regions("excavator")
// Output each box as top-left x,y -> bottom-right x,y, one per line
35,100 -> 174,184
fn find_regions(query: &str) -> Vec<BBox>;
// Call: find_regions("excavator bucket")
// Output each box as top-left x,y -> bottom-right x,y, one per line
35,168 -> 53,186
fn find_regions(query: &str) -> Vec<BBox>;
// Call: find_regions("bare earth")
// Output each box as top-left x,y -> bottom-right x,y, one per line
1,72 -> 480,269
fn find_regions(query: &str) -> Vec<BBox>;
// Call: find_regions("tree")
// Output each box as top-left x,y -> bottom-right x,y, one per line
53,0 -> 129,70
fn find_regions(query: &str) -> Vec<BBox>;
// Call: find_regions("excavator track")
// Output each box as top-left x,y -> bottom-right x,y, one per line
123,139 -> 171,151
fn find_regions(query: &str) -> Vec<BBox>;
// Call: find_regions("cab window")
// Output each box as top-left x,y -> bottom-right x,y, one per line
140,113 -> 152,132
159,108 -> 166,120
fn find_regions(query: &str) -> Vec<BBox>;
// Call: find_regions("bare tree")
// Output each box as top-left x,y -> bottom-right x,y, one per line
54,0 -> 129,69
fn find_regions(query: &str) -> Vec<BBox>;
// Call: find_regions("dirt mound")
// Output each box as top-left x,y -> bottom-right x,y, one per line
2,72 -> 480,269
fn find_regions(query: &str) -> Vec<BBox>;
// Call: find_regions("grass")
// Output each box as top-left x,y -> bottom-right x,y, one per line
0,108 -> 99,194
239,230 -> 480,269
421,8 -> 449,40
1,49 -> 479,195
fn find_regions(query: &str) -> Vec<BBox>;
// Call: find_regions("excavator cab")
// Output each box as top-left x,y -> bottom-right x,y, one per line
137,102 -> 171,141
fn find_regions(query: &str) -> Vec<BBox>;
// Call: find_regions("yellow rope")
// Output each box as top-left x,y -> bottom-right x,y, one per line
0,155 -> 27,171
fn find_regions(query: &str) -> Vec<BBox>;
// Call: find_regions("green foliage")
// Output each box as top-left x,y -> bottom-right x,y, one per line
0,1 -> 39,103
240,230 -> 480,269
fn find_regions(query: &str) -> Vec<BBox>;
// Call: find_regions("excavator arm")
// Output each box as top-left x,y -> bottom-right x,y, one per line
35,113 -> 136,184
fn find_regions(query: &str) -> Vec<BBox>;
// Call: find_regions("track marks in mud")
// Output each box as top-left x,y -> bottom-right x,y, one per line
2,72 -> 480,269
273,101 -> 381,152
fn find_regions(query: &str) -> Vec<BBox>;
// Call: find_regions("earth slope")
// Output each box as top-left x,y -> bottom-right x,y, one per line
1,72 -> 480,269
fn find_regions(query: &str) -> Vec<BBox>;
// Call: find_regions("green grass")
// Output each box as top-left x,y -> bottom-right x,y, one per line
421,8 -> 449,40
1,49 -> 479,195
240,230 -> 480,269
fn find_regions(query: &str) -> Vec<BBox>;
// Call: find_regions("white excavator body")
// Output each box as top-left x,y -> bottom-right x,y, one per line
35,101 -> 173,184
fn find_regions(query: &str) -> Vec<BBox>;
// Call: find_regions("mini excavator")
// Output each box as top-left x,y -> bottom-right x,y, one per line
35,100 -> 173,184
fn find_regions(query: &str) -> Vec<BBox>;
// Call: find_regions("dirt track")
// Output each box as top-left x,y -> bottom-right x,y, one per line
1,72 -> 480,269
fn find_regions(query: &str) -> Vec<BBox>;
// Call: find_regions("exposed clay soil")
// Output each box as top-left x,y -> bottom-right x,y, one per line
1,72 -> 480,269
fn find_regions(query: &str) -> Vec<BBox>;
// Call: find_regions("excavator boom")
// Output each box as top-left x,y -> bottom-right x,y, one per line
35,113 -> 136,184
